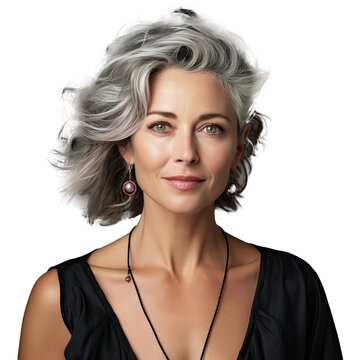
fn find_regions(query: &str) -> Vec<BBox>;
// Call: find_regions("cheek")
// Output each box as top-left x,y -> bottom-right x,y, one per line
131,135 -> 168,179
202,141 -> 235,175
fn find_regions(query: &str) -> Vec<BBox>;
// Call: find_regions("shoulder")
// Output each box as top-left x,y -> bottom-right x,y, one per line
227,235 -> 321,288
47,248 -> 98,271
254,244 -> 327,303
85,234 -> 130,269
250,245 -> 343,357
257,243 -> 319,278
225,232 -> 261,268
29,268 -> 61,306
18,269 -> 71,359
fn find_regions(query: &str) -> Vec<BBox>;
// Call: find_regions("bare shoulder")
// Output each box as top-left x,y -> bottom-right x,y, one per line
18,269 -> 70,360
29,269 -> 61,303
87,233 -> 129,270
225,232 -> 261,268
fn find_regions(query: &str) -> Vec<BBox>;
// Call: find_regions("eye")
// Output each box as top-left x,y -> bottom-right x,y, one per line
202,123 -> 224,135
147,120 -> 224,135
147,121 -> 170,132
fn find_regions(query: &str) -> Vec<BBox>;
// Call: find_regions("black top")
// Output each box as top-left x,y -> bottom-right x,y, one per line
47,243 -> 343,360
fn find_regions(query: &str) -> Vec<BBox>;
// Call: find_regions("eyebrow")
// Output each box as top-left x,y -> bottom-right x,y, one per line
147,111 -> 231,122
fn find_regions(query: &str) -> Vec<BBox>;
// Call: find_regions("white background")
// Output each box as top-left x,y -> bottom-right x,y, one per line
2,0 -> 358,358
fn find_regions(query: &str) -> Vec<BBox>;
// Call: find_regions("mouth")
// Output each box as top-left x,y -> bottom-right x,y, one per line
162,176 -> 205,191
163,175 -> 205,181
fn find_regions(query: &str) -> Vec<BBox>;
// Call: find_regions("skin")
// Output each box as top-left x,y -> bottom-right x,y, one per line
118,67 -> 251,279
18,67 -> 261,360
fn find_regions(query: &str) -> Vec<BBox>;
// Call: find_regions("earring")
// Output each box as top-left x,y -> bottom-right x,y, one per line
226,169 -> 237,196
122,164 -> 137,196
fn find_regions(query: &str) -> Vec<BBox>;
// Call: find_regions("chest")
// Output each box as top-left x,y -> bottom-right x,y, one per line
87,261 -> 260,360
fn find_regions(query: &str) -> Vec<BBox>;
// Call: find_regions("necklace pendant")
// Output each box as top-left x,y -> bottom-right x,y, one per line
125,265 -> 132,282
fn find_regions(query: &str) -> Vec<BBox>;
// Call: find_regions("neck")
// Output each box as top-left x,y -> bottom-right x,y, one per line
130,196 -> 226,280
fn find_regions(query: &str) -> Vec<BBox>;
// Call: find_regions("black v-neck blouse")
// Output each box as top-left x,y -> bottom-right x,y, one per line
47,243 -> 343,359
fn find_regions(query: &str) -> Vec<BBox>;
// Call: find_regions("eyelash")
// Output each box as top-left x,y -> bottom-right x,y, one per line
147,120 -> 224,135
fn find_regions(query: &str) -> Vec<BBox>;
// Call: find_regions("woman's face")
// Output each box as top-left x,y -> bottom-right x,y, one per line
119,67 -> 250,214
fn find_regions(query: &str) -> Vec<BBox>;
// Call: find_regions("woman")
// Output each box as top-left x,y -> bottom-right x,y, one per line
18,8 -> 343,360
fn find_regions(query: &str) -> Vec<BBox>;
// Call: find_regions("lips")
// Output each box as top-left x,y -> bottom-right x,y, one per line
163,175 -> 205,191
163,175 -> 205,181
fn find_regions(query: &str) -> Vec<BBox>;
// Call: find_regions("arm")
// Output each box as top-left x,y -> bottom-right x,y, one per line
18,269 -> 71,360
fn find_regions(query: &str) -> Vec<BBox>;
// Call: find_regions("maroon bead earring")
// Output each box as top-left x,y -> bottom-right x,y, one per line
122,164 -> 137,196
225,169 -> 237,197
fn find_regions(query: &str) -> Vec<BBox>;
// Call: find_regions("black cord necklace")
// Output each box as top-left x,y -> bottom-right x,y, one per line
124,225 -> 229,360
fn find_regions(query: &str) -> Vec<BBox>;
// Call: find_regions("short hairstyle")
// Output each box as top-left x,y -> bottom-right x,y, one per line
51,8 -> 270,226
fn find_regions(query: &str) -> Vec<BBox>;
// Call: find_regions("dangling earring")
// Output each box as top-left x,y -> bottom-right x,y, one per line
226,169 -> 237,197
122,163 -> 137,196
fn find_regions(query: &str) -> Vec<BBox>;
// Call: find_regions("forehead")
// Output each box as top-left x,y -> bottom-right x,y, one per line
148,67 -> 235,116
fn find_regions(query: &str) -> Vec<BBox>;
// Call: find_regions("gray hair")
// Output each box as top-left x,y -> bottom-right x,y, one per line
50,8 -> 270,226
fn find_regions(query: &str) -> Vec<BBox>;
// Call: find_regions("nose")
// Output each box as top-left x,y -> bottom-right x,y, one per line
171,128 -> 199,165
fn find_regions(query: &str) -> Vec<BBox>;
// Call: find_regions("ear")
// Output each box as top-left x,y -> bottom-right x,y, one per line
117,140 -> 135,164
230,123 -> 251,170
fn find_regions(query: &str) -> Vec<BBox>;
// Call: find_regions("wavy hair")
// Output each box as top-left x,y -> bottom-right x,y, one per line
51,8 -> 270,225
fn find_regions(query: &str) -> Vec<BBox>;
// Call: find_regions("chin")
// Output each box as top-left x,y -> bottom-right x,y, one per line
161,196 -> 214,215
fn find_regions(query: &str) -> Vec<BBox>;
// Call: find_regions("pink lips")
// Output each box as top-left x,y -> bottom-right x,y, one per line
163,175 -> 205,191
